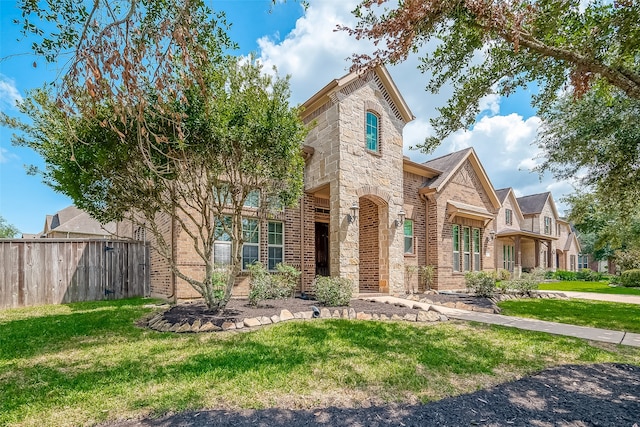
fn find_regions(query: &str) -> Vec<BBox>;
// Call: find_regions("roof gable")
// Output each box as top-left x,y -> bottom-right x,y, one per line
495,187 -> 525,222
419,148 -> 501,209
300,64 -> 414,123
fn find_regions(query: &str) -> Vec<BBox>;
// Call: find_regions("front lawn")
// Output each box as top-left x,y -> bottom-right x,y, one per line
538,280 -> 640,295
1,298 -> 639,427
498,298 -> 640,333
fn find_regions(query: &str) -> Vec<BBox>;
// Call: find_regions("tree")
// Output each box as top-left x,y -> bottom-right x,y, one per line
536,87 -> 640,214
565,191 -> 640,268
6,56 -> 306,311
6,1 -> 307,311
343,1 -> 639,147
0,216 -> 19,238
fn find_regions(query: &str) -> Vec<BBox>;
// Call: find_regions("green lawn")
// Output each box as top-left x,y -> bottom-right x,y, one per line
498,298 -> 640,333
539,280 -> 640,295
1,298 -> 639,427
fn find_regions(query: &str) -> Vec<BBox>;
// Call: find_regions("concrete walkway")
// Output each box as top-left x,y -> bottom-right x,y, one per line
538,290 -> 640,305
363,295 -> 640,348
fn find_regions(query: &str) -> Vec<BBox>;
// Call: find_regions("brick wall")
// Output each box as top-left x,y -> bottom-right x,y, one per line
403,171 -> 427,292
358,197 -> 379,291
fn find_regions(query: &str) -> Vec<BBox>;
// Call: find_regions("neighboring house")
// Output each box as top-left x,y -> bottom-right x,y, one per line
24,206 -> 116,239
124,65 -> 580,300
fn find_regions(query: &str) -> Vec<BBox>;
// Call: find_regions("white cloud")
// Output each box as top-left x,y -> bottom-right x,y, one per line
257,0 -> 573,205
0,74 -> 23,112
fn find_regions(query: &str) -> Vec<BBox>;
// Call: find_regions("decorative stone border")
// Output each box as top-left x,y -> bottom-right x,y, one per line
145,305 -> 445,334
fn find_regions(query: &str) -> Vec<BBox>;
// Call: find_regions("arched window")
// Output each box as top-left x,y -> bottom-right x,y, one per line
365,111 -> 379,152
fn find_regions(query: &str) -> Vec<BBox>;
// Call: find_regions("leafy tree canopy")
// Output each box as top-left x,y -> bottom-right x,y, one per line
343,0 -> 640,149
6,1 -> 307,311
0,216 -> 20,238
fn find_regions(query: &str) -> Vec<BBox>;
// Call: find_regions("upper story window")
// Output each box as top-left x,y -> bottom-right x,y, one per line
544,216 -> 552,235
505,209 -> 513,226
365,111 -> 380,153
244,190 -> 260,208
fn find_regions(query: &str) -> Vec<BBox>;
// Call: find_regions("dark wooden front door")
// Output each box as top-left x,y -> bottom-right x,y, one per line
315,222 -> 329,277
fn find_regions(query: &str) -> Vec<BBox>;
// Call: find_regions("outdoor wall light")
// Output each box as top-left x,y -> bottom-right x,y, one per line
489,230 -> 496,241
394,209 -> 406,228
347,202 -> 359,224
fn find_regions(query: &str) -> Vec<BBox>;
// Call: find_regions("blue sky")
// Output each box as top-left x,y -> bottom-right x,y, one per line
0,0 -> 574,234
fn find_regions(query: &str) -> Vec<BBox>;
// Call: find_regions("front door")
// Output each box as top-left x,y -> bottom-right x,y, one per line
315,222 -> 329,276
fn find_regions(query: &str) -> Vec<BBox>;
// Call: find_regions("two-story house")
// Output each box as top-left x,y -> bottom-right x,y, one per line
130,65 -> 580,301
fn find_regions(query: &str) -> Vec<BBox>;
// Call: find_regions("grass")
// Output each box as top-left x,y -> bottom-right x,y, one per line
1,298 -> 639,427
538,280 -> 640,295
498,298 -> 640,333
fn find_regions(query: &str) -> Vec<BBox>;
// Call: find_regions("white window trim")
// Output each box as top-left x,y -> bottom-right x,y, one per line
267,221 -> 284,271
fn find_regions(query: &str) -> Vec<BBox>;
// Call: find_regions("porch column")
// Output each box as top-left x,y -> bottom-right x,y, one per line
534,240 -> 540,268
514,236 -> 522,278
547,240 -> 553,269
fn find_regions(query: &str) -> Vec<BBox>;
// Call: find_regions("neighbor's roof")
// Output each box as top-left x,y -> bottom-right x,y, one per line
516,192 -> 557,216
43,206 -> 116,237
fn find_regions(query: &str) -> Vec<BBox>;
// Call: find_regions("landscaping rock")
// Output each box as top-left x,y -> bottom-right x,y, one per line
258,316 -> 272,325
198,322 -> 219,332
380,314 -> 389,321
372,313 -> 380,320
391,314 -> 403,321
320,308 -> 331,318
191,319 -> 202,331
294,312 -> 303,319
348,308 -> 356,319
221,321 -> 236,330
301,311 -> 313,319
270,315 -> 280,324
439,314 -> 449,322
176,323 -> 192,333
417,311 -> 440,322
332,310 -> 341,318
279,309 -> 294,321
244,318 -> 261,328
403,313 -> 417,322
235,321 -> 245,329
356,312 -> 372,320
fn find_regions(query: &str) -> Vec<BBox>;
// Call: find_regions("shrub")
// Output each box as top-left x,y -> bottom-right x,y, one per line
313,276 -> 353,306
576,268 -> 602,282
464,271 -> 496,297
248,262 -> 301,306
620,269 -> 640,288
419,265 -> 436,291
554,270 -> 577,281
405,265 -> 418,294
507,273 -> 539,296
496,268 -> 511,281
272,263 -> 301,298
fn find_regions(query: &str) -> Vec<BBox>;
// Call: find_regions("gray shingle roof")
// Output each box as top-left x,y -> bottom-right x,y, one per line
421,148 -> 473,190
516,192 -> 551,215
495,188 -> 511,204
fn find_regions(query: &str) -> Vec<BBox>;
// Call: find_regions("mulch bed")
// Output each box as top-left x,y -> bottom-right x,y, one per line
104,363 -> 640,427
157,292 -> 496,328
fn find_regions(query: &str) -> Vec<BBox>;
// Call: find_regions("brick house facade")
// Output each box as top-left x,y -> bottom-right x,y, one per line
125,65 -> 580,300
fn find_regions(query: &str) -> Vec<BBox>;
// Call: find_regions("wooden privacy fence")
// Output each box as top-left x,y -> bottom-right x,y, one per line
0,239 -> 150,309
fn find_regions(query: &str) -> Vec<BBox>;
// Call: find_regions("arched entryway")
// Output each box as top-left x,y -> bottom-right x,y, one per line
358,195 -> 389,293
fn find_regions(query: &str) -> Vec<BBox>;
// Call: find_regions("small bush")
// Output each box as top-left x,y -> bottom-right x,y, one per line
496,269 -> 511,281
248,262 -> 301,306
507,273 -> 539,296
272,263 -> 301,298
554,270 -> 577,281
313,276 -> 353,306
576,268 -> 602,282
419,265 -> 436,291
464,271 -> 496,297
620,269 -> 640,288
